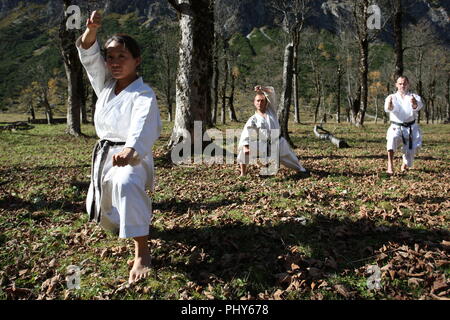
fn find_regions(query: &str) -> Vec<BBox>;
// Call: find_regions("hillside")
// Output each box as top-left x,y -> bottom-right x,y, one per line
0,0 -> 448,114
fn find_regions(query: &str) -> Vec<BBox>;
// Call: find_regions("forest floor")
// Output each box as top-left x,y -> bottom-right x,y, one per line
0,118 -> 449,300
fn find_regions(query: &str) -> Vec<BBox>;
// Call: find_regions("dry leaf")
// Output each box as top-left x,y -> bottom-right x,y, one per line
273,289 -> 284,300
333,284 -> 350,298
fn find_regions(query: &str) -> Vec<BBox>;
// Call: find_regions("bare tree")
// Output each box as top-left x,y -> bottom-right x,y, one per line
404,19 -> 441,124
270,0 -> 311,145
349,0 -> 389,126
167,0 -> 214,149
211,32 -> 220,124
390,0 -> 404,80
156,20 -> 179,122
29,65 -> 54,124
58,0 -> 85,136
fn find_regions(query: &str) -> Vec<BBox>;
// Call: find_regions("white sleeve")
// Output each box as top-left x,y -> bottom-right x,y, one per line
238,117 -> 257,148
124,90 -> 162,159
412,94 -> 424,112
75,36 -> 111,98
264,86 -> 278,113
384,94 -> 396,113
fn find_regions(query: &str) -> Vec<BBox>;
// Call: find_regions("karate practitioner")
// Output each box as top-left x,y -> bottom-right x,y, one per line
76,11 -> 162,283
237,85 -> 308,177
385,76 -> 423,174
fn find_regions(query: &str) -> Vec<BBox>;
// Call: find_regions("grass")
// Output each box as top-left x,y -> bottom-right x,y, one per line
0,116 -> 449,300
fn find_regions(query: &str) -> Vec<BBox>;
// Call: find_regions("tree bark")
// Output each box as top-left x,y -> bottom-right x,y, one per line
352,0 -> 369,127
228,70 -> 238,122
59,0 -> 83,136
336,65 -> 342,123
393,0 -> 404,80
313,125 -> 350,148
277,42 -> 294,146
446,73 -> 450,123
90,87 -> 97,125
168,0 -> 214,149
293,32 -> 300,124
211,33 -> 219,124
221,43 -> 228,124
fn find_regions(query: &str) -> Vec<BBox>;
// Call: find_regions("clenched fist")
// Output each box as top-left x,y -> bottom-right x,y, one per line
86,10 -> 102,31
112,147 -> 139,167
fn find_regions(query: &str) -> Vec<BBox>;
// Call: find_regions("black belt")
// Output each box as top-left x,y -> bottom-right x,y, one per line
89,139 -> 125,223
391,120 -> 415,150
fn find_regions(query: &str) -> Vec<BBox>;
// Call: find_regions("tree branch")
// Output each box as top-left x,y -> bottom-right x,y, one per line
167,0 -> 182,13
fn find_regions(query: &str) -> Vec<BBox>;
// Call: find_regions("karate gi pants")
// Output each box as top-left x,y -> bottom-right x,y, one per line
87,144 -> 152,239
237,137 -> 306,172
386,123 -> 422,168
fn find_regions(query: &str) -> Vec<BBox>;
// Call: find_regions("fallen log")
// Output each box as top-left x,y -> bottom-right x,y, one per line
0,121 -> 34,131
313,125 -> 350,148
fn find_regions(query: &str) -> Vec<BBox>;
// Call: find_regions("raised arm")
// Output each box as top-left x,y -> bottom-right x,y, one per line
76,11 -> 110,97
384,94 -> 395,113
81,11 -> 101,49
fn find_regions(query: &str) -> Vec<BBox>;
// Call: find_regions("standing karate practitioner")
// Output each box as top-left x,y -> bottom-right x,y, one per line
237,86 -> 308,177
76,11 -> 162,283
385,76 -> 423,175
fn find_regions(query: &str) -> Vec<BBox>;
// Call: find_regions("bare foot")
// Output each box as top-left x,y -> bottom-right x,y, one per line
386,169 -> 394,175
129,255 -> 151,284
401,164 -> 409,172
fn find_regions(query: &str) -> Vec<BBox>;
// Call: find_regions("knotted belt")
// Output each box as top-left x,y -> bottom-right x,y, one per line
89,139 -> 125,223
391,120 -> 415,150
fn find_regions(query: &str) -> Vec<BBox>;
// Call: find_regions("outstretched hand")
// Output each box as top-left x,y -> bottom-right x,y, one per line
86,10 -> 102,31
387,95 -> 394,111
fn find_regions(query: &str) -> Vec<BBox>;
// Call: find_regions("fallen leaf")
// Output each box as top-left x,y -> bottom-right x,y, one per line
333,284 -> 350,298
273,289 -> 284,300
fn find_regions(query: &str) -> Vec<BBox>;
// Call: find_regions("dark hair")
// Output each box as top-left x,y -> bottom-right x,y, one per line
103,33 -> 141,59
396,75 -> 409,83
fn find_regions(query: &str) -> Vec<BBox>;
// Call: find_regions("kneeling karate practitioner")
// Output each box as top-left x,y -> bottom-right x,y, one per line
77,11 -> 161,283
385,76 -> 423,174
237,86 -> 308,177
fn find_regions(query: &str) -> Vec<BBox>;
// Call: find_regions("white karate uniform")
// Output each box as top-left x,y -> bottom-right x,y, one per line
237,87 -> 306,174
385,91 -> 423,167
76,37 -> 162,239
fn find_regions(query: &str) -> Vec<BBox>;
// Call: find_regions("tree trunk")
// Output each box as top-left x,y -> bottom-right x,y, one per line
221,44 -> 229,124
375,96 -> 379,123
277,42 -> 294,146
393,0 -> 403,80
354,0 -> 369,127
228,71 -> 238,122
336,66 -> 342,123
211,33 -> 219,124
293,33 -> 300,124
356,38 -> 369,126
90,88 -> 97,125
446,73 -> 450,123
80,72 -> 88,124
313,125 -> 350,148
43,97 -> 53,125
29,105 -> 36,121
59,0 -> 83,137
168,0 -> 214,150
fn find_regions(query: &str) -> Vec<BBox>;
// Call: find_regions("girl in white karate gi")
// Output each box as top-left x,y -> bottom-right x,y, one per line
77,11 -> 162,283
385,76 -> 423,174
237,86 -> 308,176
